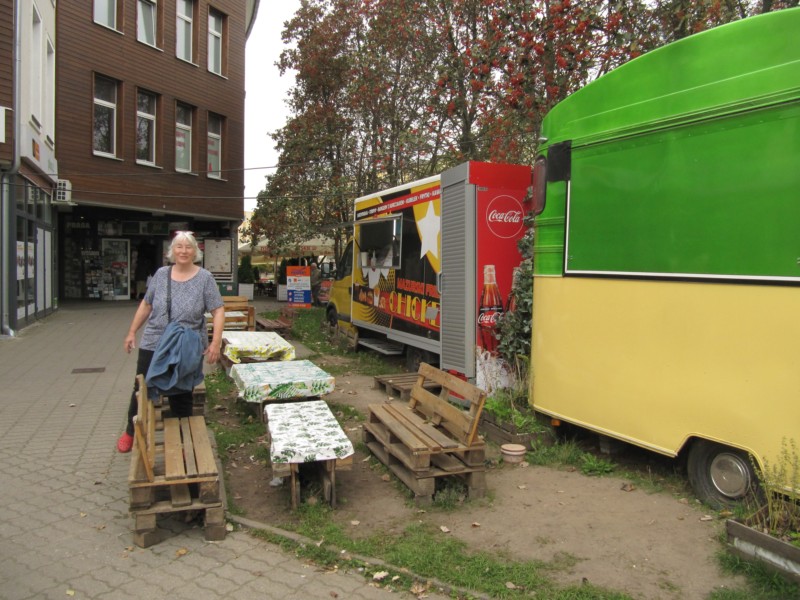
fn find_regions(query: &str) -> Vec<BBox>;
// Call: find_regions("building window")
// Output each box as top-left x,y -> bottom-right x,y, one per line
208,9 -> 225,75
30,4 -> 42,129
175,103 -> 193,172
137,0 -> 158,47
45,38 -> 55,146
93,74 -> 118,156
207,113 -> 223,178
176,0 -> 195,62
136,91 -> 157,165
94,0 -> 119,30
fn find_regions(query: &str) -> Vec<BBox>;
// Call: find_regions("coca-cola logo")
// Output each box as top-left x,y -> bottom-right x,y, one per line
486,194 -> 524,239
477,311 -> 499,327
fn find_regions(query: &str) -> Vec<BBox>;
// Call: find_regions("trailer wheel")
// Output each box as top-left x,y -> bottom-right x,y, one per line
687,440 -> 760,509
406,347 -> 436,372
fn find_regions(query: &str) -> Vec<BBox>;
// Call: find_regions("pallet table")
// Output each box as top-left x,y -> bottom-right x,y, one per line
229,360 -> 335,420
265,400 -> 354,509
219,331 -> 295,373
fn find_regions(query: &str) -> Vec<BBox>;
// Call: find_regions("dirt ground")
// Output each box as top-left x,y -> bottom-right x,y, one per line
213,366 -> 746,600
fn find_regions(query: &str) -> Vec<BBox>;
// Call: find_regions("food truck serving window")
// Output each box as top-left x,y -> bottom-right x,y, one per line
358,217 -> 402,270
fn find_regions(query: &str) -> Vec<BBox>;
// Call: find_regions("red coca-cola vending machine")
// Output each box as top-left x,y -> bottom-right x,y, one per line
440,161 -> 532,391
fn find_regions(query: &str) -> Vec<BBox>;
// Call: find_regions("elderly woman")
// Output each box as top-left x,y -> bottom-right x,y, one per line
117,232 -> 225,453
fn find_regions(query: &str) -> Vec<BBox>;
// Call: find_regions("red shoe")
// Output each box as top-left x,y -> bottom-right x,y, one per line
117,432 -> 134,453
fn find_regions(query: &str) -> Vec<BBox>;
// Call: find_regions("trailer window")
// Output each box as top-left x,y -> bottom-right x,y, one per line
532,156 -> 547,216
358,217 -> 402,270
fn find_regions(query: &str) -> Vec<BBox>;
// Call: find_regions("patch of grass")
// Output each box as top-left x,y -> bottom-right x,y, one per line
254,511 -> 631,599
204,369 -> 235,409
526,439 -> 587,469
327,401 -> 364,423
580,454 -> 616,477
713,551 -> 800,599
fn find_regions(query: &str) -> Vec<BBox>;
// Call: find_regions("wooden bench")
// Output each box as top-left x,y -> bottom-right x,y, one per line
363,363 -> 488,504
208,296 -> 255,338
254,305 -> 294,336
128,375 -> 225,547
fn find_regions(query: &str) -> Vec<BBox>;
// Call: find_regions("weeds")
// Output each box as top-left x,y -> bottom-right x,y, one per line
749,438 -> 800,543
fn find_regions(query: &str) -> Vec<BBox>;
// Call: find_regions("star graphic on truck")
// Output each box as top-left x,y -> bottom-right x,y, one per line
417,201 -> 440,262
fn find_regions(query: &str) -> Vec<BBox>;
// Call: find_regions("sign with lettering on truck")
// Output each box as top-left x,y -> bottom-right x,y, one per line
326,161 -> 531,390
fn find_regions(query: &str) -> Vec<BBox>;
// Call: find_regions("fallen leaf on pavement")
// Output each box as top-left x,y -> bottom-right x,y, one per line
176,548 -> 188,557
620,482 -> 636,492
440,525 -> 451,533
471,522 -> 481,528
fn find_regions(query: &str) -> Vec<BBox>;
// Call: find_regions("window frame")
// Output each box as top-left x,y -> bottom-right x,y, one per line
175,102 -> 194,173
136,0 -> 159,48
93,74 -> 119,158
176,0 -> 196,63
30,3 -> 42,130
206,112 -> 223,179
93,0 -> 121,31
207,8 -> 226,76
136,90 -> 158,166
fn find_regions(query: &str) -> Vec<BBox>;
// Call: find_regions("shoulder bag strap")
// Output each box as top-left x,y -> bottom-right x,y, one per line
167,266 -> 172,323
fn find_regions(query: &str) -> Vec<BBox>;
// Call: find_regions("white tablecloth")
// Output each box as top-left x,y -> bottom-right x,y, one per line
222,331 -> 295,363
229,360 -> 335,404
265,400 -> 354,465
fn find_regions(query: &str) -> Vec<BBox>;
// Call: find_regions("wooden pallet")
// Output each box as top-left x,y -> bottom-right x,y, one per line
373,372 -> 441,401
365,364 -> 488,504
254,316 -> 291,335
128,375 -> 224,547
364,427 -> 486,504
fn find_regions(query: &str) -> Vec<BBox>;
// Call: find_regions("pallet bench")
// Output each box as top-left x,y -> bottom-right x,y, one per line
254,316 -> 291,335
207,296 -> 256,339
373,372 -> 442,401
363,363 -> 488,505
128,375 -> 224,547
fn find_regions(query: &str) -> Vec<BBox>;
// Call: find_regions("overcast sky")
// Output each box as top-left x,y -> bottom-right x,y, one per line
244,2 -> 301,212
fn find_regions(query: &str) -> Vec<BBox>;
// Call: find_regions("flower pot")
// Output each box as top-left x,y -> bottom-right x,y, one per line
238,283 -> 254,300
726,519 -> 800,584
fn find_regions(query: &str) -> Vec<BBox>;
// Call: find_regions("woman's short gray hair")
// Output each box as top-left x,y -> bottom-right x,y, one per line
167,231 -> 203,263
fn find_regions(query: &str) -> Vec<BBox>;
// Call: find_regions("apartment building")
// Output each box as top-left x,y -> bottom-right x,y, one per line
54,1 -> 256,305
0,0 -> 59,335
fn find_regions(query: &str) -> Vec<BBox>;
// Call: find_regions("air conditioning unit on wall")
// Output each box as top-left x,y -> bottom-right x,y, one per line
54,179 -> 75,205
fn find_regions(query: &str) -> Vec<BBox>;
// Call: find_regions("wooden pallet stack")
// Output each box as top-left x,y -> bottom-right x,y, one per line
364,363 -> 488,505
128,375 -> 224,547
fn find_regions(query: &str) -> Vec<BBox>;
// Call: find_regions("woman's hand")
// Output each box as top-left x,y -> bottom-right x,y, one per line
123,333 -> 136,353
204,340 -> 221,364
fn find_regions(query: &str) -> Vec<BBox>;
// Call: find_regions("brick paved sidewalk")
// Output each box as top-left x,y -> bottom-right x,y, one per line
0,302 -> 444,599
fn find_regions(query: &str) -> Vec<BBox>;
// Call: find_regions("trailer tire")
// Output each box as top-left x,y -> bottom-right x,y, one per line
687,440 -> 760,509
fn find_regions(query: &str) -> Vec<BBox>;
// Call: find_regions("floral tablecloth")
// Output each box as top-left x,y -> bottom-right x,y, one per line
222,331 -> 295,363
265,400 -> 354,465
229,360 -> 335,404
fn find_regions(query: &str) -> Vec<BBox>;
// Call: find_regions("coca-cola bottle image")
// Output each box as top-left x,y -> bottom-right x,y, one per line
477,264 -> 504,352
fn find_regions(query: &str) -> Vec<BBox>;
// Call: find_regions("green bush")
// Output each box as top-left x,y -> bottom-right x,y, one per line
238,254 -> 255,283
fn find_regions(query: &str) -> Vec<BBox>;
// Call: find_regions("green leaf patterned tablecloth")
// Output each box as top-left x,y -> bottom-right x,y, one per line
265,400 -> 354,464
222,331 -> 296,363
229,360 -> 335,403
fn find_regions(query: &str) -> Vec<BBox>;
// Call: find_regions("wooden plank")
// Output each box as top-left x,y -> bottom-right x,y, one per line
189,416 -> 218,477
133,416 -> 155,482
383,404 -> 461,450
163,418 -> 186,481
368,405 -> 436,452
170,484 -> 192,507
180,418 -> 198,477
418,362 -> 486,407
410,386 -> 472,443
